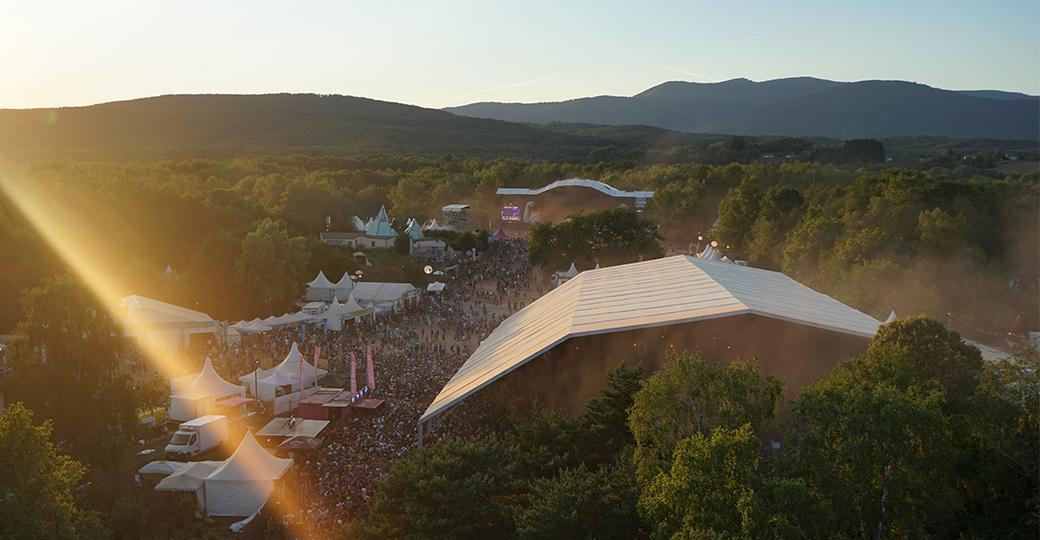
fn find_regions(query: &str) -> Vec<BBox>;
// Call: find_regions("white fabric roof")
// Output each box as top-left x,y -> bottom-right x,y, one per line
154,461 -> 222,491
427,281 -> 446,292
307,271 -> 336,289
352,282 -> 418,304
352,216 -> 366,232
207,431 -> 292,483
420,255 -> 882,424
496,178 -> 654,199
121,295 -> 217,328
271,342 -> 327,380
333,272 -> 355,293
174,358 -> 245,400
139,460 -> 188,477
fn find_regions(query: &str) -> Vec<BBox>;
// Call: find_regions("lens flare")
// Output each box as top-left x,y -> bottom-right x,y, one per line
0,174 -> 316,538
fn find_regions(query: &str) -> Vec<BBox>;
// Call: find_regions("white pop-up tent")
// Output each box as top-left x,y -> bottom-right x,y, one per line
305,271 -> 336,302
426,281 -> 446,293
169,358 -> 245,422
202,431 -> 293,517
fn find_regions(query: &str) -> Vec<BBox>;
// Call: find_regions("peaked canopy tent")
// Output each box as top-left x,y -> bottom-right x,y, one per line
333,272 -> 355,299
267,342 -> 327,388
203,431 -> 293,517
120,295 -> 220,350
169,358 -> 246,421
306,271 -> 337,302
256,370 -> 299,401
419,255 -> 886,433
155,460 -> 222,512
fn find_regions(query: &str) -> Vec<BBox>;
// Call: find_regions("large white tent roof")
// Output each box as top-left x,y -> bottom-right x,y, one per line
353,282 -> 417,304
121,295 -> 217,328
207,431 -> 292,482
174,358 -> 245,399
420,255 -> 882,424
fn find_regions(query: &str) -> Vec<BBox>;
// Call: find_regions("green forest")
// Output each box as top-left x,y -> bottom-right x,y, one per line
3,153 -> 1034,340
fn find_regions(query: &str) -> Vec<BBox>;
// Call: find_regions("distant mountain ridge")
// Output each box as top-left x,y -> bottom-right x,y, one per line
447,78 -> 1039,140
0,93 -> 611,162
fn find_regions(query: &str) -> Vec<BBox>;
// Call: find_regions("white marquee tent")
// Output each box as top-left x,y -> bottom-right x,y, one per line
306,271 -> 336,302
203,431 -> 294,517
169,358 -> 245,422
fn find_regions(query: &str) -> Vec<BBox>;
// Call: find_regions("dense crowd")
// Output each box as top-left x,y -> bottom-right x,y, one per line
289,238 -> 541,529
175,238 -> 542,530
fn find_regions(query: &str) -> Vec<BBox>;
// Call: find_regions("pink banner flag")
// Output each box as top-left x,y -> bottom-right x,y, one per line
366,344 -> 375,391
313,345 -> 322,388
350,352 -> 358,396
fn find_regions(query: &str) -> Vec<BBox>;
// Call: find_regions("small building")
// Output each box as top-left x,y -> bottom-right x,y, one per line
442,204 -> 471,230
320,205 -> 397,249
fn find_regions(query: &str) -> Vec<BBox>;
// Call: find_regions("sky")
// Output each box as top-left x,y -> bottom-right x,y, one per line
3,0 -> 1038,110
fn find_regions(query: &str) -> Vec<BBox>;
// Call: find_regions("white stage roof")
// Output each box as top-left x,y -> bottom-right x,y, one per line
121,295 -> 217,328
496,178 -> 654,199
419,255 -> 882,424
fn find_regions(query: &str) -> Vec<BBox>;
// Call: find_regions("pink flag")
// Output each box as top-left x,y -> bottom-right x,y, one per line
350,352 -> 358,396
313,345 -> 322,388
366,344 -> 375,391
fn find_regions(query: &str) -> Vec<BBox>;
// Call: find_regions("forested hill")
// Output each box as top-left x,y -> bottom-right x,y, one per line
0,93 -> 614,162
447,77 -> 1040,140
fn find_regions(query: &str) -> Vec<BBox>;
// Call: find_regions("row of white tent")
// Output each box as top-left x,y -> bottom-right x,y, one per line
169,342 -> 329,420
306,272 -> 419,314
239,342 -> 328,400
306,271 -> 356,302
151,431 -> 292,517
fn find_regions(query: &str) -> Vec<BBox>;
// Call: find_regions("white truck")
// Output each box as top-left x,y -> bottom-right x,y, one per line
165,415 -> 228,458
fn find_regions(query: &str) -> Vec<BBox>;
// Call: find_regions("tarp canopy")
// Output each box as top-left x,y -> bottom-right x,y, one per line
427,281 -> 446,293
202,431 -> 293,517
155,461 -> 221,492
139,460 -> 188,477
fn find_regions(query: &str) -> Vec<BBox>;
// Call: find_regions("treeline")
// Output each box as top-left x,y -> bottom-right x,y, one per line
710,170 -> 1039,340
2,156 -> 1034,340
360,318 -> 1038,539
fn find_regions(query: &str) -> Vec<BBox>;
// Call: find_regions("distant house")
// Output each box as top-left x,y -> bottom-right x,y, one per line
320,206 -> 396,249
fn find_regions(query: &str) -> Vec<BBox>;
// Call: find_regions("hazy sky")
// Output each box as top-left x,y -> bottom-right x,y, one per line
4,0 -> 1038,109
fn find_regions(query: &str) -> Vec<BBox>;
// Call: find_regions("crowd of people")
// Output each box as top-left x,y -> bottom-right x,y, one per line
165,238 -> 544,531
289,238 -> 541,529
